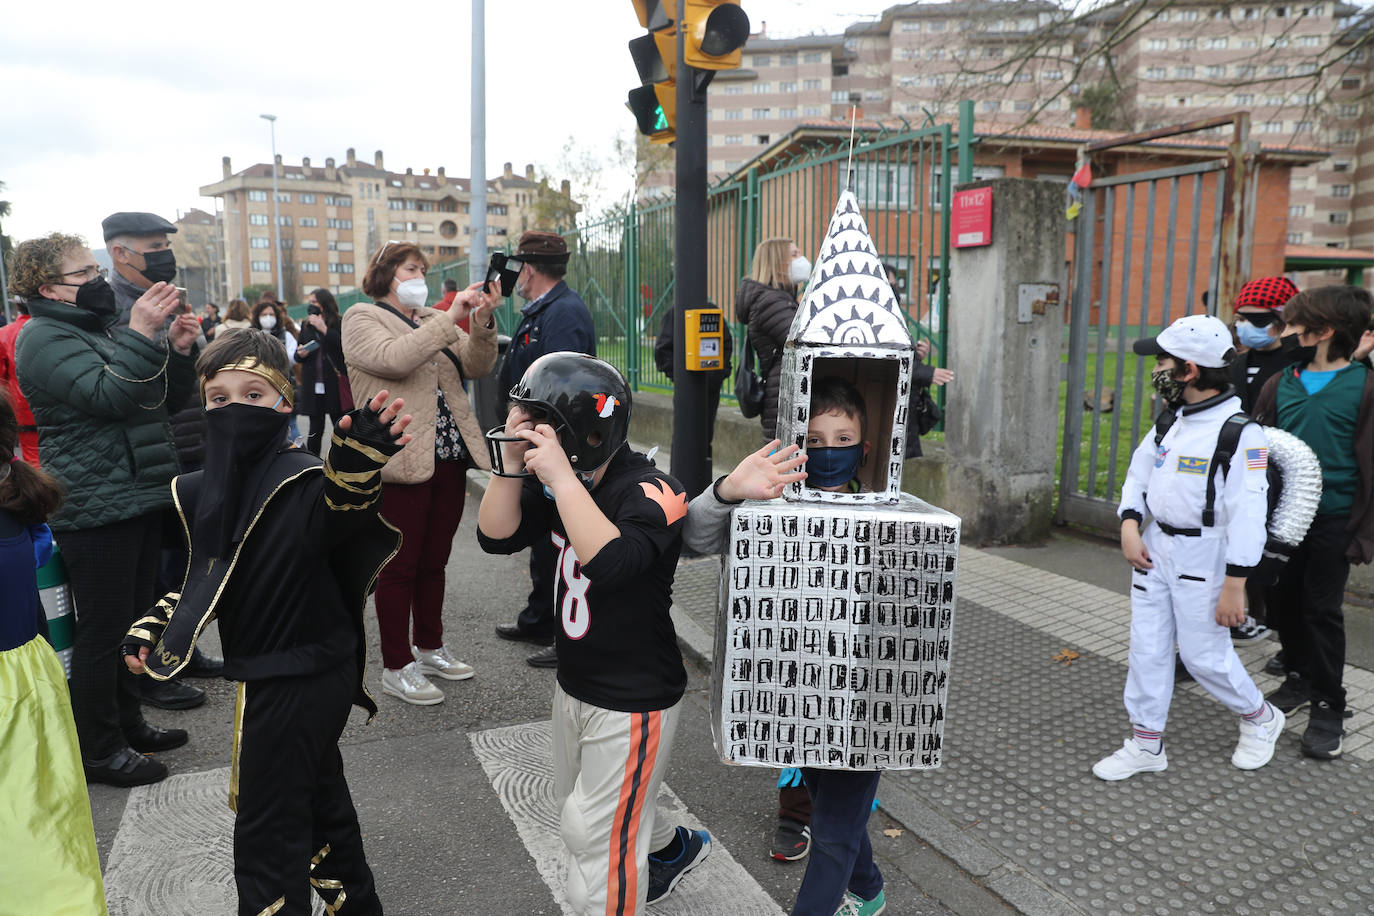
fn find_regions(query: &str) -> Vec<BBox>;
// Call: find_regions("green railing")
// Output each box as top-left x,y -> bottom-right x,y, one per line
321,116 -> 962,400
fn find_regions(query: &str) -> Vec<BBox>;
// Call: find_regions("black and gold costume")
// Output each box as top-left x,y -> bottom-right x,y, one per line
125,414 -> 402,916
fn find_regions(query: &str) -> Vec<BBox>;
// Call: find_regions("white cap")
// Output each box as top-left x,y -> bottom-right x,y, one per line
1132,314 -> 1235,368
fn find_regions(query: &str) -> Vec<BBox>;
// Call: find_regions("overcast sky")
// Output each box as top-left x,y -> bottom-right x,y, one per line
0,0 -> 892,246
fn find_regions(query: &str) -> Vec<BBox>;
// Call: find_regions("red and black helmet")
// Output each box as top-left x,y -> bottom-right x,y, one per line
485,353 -> 632,477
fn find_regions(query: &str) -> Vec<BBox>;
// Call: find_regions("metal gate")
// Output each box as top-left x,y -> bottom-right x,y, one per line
1057,115 -> 1258,534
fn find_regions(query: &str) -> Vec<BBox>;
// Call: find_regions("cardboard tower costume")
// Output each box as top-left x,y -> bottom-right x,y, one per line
711,190 -> 961,771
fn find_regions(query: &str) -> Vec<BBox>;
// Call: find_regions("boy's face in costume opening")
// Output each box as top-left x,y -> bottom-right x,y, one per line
204,369 -> 293,413
805,408 -> 869,491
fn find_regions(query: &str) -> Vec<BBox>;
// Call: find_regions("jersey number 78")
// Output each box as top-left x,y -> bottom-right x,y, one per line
551,532 -> 591,639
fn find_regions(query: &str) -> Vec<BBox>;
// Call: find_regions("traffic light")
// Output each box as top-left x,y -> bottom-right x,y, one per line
628,1 -> 677,144
682,0 -> 750,70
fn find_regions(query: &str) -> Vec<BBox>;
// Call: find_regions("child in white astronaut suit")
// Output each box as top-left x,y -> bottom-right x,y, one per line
1098,314 -> 1285,780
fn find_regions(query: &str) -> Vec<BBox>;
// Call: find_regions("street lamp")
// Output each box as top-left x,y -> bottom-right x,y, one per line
260,113 -> 284,301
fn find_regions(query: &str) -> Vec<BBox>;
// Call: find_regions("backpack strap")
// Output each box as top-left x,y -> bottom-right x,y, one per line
1153,407 -> 1177,447
1203,412 -> 1252,526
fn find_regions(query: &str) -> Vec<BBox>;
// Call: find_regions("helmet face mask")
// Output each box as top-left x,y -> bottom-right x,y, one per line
483,353 -> 633,480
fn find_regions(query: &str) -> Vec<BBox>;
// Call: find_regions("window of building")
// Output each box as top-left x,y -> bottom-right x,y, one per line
929,21 -> 945,32
276,192 -> 291,203
1236,64 -> 1256,78
753,55 -> 771,67
1268,64 -> 1288,76
803,105 -> 824,115
803,52 -> 823,63
983,100 -> 1000,112
1240,38 -> 1258,49
326,218 -> 353,229
1235,93 -> 1254,105
779,54 -> 797,65
1146,67 -> 1166,79
843,38 -> 857,51
301,239 -> 320,249
899,48 -> 919,60
901,20 -> 920,31
986,47 -> 1003,59
324,195 -> 351,207
1287,232 -> 1304,244
1208,37 -> 1229,49
1295,120 -> 1312,132
864,89 -> 884,100
1290,205 -> 1307,217
1242,7 -> 1258,18
277,216 -> 292,227
779,80 -> 797,91
1341,77 -> 1362,90
724,109 -> 742,120
832,63 -> 849,76
752,107 -> 771,118
1044,70 -> 1063,80
1176,96 -> 1190,107
1014,100 -> 1032,111
299,193 -> 316,205
1177,37 -> 1197,49
1329,212 -> 1349,224
417,201 -> 435,212
725,135 -> 743,145
1336,129 -> 1358,143
1337,103 -> 1360,117
1333,184 -> 1352,197
1206,65 -> 1225,78
1013,72 -> 1032,82
298,216 -> 318,227
1272,5 -> 1289,15
1176,66 -> 1195,78
250,260 -> 271,272
927,74 -> 945,87
248,190 -> 268,202
1333,160 -> 1351,172
1300,35 -> 1322,46
780,107 -> 798,118
249,213 -> 269,226
753,82 -> 772,93
1147,38 -> 1168,50
723,85 -> 743,95
755,134 -> 770,144
1265,94 -> 1285,105
802,78 -> 822,90
250,237 -> 270,248
300,262 -> 320,273
1262,120 -> 1284,132
489,204 -> 508,215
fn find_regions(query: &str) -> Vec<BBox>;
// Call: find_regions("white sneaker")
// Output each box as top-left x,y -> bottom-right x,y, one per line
1231,616 -> 1272,646
1233,704 -> 1286,770
381,662 -> 445,705
412,645 -> 475,681
1093,738 -> 1168,781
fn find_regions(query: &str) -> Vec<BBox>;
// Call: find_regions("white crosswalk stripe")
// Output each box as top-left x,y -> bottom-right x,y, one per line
470,720 -> 785,915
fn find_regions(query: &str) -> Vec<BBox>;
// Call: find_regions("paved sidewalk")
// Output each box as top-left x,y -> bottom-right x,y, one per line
670,545 -> 1374,915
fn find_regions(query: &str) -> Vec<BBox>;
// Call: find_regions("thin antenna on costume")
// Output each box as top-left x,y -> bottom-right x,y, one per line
845,106 -> 858,192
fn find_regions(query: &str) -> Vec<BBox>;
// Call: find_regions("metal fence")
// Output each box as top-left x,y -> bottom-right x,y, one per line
1057,115 -> 1256,534
323,119 -> 961,400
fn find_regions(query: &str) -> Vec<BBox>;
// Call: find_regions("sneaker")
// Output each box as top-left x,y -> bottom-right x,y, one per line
1266,671 -> 1310,714
770,817 -> 811,862
1263,650 -> 1287,676
1301,700 -> 1344,760
381,662 -> 444,706
412,645 -> 475,681
1093,738 -> 1168,781
647,826 -> 710,904
1233,705 -> 1286,770
836,889 -> 888,916
1230,616 -> 1272,646
84,746 -> 169,788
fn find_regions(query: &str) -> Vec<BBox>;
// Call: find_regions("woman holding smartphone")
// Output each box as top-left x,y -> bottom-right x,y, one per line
294,288 -> 347,456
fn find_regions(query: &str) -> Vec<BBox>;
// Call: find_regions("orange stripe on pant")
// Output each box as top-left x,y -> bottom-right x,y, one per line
605,710 -> 661,916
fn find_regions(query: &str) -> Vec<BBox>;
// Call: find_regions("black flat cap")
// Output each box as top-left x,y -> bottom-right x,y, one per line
102,212 -> 178,241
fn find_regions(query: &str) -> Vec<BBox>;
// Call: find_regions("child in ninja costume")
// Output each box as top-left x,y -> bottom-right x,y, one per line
122,329 -> 411,916
685,376 -> 895,916
1098,314 -> 1285,781
476,352 -> 710,915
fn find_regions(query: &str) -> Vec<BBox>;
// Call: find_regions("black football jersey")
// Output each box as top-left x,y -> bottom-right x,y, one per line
479,449 -> 688,712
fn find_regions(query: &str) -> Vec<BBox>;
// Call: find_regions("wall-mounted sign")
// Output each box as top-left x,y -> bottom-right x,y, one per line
952,187 -> 993,248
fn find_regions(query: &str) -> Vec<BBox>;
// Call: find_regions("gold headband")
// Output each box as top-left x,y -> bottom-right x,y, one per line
201,358 -> 294,408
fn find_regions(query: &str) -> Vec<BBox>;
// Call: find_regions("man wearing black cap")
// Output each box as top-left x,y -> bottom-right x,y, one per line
103,211 -> 222,706
494,230 -> 597,668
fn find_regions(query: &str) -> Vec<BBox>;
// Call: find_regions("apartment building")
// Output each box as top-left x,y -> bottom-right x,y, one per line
697,0 -> 1373,268
172,208 -> 224,306
200,151 -> 576,303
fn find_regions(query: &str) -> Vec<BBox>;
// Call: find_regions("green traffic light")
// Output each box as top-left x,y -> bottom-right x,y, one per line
654,106 -> 668,131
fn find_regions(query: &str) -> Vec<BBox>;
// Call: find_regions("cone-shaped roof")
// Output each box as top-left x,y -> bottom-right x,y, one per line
788,189 -> 912,348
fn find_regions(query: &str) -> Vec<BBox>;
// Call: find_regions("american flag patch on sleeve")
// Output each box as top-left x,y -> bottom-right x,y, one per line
1245,447 -> 1268,470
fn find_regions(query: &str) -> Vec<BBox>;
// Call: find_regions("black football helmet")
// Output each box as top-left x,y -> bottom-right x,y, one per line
485,353 -> 632,478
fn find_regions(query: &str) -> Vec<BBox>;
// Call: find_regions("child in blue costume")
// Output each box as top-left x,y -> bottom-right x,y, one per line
0,392 -> 106,913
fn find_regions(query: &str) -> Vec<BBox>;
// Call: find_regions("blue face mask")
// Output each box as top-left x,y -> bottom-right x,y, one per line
1235,320 -> 1274,349
806,444 -> 863,488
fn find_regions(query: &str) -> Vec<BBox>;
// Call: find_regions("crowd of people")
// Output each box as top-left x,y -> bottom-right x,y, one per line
1,199 -> 1365,916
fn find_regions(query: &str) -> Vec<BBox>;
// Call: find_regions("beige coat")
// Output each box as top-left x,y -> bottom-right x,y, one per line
341,302 -> 498,483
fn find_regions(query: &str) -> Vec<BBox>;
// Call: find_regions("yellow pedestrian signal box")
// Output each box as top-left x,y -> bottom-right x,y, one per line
684,308 -> 725,371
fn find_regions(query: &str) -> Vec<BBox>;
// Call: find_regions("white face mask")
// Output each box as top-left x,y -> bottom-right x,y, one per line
395,277 -> 429,308
258,314 -> 277,330
788,256 -> 812,286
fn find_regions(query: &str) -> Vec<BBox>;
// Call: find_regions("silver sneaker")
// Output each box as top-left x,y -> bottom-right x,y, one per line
412,645 -> 475,681
381,661 -> 445,705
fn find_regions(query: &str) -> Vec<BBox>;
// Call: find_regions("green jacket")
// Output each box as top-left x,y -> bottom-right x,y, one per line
15,298 -> 197,532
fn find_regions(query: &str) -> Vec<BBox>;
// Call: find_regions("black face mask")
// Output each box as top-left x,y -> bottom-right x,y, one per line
56,276 -> 117,317
195,402 -> 290,559
1280,334 -> 1317,364
139,248 -> 178,284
